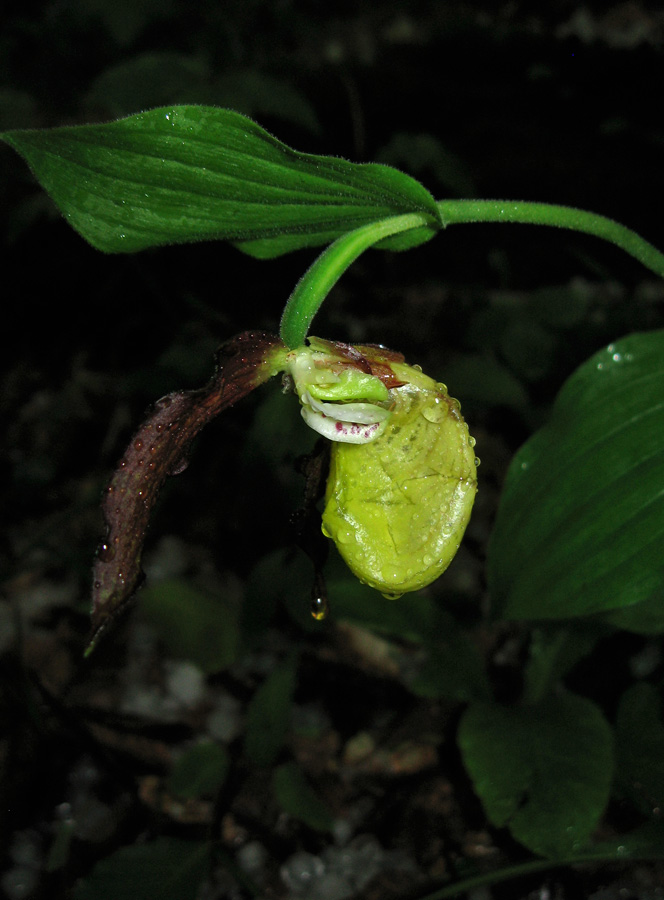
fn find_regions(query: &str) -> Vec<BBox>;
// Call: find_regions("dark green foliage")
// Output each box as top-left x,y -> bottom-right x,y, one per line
458,694 -> 614,858
488,331 -> 664,625
1,106 -> 440,257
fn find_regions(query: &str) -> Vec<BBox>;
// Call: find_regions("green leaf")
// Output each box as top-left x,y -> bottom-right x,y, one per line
138,579 -> 239,675
615,682 -> 664,814
273,762 -> 335,832
72,838 -> 209,900
1,105 -> 440,256
488,331 -> 664,621
244,653 -> 298,767
168,742 -> 230,800
602,590 -> 664,634
458,693 -> 614,858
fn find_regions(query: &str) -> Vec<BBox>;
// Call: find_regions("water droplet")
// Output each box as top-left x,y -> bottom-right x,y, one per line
468,435 -> 476,448
97,542 -> 115,562
134,439 -> 143,451
169,457 -> 189,476
311,595 -> 329,620
474,456 -> 481,467
421,397 -> 446,423
412,364 -> 422,372
422,554 -> 434,567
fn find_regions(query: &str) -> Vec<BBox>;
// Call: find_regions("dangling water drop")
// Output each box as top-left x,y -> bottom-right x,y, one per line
311,594 -> 329,620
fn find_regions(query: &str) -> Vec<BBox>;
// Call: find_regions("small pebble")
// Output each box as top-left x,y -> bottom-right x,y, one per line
236,840 -> 267,879
164,660 -> 206,708
280,851 -> 325,894
207,694 -> 242,742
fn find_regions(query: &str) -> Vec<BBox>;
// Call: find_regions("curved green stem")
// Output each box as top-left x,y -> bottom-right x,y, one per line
437,200 -> 664,278
279,212 -> 430,348
418,845 -> 664,900
280,201 -> 664,350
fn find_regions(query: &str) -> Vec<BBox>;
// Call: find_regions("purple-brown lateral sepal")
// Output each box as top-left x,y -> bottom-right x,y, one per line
87,331 -> 285,653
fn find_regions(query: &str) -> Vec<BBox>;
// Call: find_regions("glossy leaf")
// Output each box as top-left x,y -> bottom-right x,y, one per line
488,331 -> 664,621
458,693 -> 614,858
1,105 -> 440,257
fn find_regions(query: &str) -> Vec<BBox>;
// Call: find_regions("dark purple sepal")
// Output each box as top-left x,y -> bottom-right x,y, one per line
87,331 -> 285,654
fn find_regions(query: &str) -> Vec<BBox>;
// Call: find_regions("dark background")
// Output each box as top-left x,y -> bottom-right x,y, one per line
2,2 -> 664,898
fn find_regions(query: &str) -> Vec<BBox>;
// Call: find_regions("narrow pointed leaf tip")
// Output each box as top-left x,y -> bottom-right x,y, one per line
2,105 -> 441,257
87,332 -> 286,653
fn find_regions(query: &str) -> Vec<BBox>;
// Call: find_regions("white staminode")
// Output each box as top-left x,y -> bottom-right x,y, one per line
287,348 -> 392,444
300,391 -> 390,444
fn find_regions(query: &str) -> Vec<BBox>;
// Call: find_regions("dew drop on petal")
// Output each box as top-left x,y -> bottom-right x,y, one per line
421,397 -> 446,423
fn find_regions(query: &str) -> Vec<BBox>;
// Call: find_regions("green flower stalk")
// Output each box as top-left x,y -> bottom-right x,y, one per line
284,338 -> 478,597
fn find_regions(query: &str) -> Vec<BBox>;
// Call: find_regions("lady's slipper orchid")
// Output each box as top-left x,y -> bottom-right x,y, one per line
89,332 -> 477,650
285,338 -> 478,597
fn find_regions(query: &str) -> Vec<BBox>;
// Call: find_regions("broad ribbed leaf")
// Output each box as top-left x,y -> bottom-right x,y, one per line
458,693 -> 614,858
1,105 -> 440,256
488,331 -> 664,621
